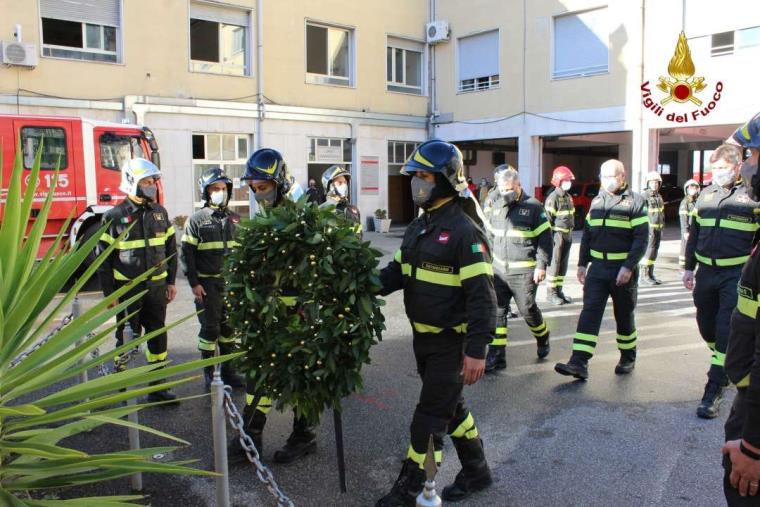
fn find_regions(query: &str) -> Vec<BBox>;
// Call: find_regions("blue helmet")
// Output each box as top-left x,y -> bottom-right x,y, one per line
401,140 -> 467,192
732,112 -> 760,149
197,167 -> 233,201
242,148 -> 292,195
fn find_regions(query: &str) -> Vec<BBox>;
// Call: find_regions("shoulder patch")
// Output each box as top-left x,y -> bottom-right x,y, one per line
471,242 -> 487,254
435,230 -> 451,244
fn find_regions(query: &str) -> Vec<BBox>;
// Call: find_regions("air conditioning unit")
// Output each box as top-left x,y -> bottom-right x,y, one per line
426,21 -> 450,44
1,41 -> 38,68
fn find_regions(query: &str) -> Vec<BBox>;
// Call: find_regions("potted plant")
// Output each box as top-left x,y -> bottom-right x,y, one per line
373,209 -> 392,233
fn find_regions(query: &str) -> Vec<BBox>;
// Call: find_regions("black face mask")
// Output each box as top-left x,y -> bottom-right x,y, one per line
740,160 -> 760,201
501,190 -> 518,206
411,174 -> 456,210
137,185 -> 157,202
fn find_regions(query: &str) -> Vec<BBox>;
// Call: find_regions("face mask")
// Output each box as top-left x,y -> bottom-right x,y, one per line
601,177 -> 620,193
687,187 -> 699,197
411,177 -> 436,209
137,184 -> 158,202
740,161 -> 760,201
334,183 -> 348,197
560,180 -> 572,191
209,189 -> 227,206
501,190 -> 518,205
648,181 -> 660,191
254,188 -> 277,207
712,169 -> 736,188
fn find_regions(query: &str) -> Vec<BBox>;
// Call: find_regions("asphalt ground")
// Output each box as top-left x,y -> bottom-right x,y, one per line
41,224 -> 731,506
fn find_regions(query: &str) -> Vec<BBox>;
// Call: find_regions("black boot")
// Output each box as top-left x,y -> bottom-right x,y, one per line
375,459 -> 426,507
696,379 -> 728,419
201,350 -> 214,391
229,405 -> 265,463
146,380 -> 179,405
547,288 -> 566,306
641,265 -> 659,285
442,437 -> 493,502
536,335 -> 551,360
558,290 -> 573,304
614,349 -> 636,374
273,415 -> 317,464
650,266 -> 662,284
485,345 -> 507,373
554,356 -> 589,380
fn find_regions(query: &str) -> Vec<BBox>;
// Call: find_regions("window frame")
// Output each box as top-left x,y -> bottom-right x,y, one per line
20,126 -> 69,171
304,20 -> 355,88
551,6 -> 610,80
191,133 -> 252,211
456,29 -> 501,94
188,15 -> 252,77
386,36 -> 425,95
39,9 -> 123,65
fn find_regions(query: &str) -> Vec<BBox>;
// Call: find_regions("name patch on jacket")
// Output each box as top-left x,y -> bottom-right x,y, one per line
153,213 -> 165,221
738,284 -> 755,301
727,214 -> 752,223
421,262 -> 454,274
619,198 -> 632,208
519,208 -> 530,216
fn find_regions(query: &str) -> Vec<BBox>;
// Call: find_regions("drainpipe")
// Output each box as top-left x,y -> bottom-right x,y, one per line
255,0 -> 264,149
427,0 -> 436,139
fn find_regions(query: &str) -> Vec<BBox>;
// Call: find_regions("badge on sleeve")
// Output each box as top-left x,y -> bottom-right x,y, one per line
471,242 -> 487,254
436,231 -> 451,245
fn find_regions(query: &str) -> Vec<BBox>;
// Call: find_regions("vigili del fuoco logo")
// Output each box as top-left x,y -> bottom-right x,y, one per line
641,31 -> 723,123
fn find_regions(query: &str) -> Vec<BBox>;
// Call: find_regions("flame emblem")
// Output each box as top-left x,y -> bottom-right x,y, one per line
656,32 -> 706,106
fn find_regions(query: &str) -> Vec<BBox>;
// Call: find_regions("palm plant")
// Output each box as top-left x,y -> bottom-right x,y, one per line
0,146 -> 239,506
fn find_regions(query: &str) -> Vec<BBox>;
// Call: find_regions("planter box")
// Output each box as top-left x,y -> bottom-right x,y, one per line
373,218 -> 392,233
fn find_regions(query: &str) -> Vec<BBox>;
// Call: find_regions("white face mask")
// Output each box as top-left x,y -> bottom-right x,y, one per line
560,180 -> 572,191
687,187 -> 699,196
210,189 -> 227,206
601,176 -> 620,193
712,168 -> 736,188
648,180 -> 660,191
334,183 -> 348,197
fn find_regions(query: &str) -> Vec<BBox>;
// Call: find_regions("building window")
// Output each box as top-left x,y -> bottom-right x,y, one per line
189,2 -> 250,76
711,31 -> 735,56
553,7 -> 609,79
737,26 -> 760,50
458,30 -> 500,93
306,22 -> 353,86
192,133 -> 251,215
40,0 -> 121,63
387,38 -> 423,95
387,141 -> 419,175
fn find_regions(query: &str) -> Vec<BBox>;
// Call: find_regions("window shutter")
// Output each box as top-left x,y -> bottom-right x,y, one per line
190,2 -> 250,27
553,7 -> 609,78
40,0 -> 120,27
458,30 -> 499,81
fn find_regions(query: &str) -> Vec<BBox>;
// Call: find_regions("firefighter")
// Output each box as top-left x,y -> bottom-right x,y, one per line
180,167 -> 244,390
641,171 -> 665,285
482,165 -> 552,372
555,159 -> 648,380
376,140 -> 496,506
683,143 -> 760,419
679,179 -> 700,270
97,158 -> 179,403
721,112 -> 760,505
319,165 -> 361,232
231,148 -> 318,464
544,165 -> 576,305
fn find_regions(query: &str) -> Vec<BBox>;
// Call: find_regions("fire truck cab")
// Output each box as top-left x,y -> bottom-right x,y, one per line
0,114 -> 161,259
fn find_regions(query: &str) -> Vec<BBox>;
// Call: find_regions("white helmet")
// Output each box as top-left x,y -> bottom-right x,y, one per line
645,171 -> 663,183
119,158 -> 161,195
683,179 -> 700,193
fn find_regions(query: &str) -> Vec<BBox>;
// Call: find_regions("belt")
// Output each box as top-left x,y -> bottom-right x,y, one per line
590,249 -> 627,261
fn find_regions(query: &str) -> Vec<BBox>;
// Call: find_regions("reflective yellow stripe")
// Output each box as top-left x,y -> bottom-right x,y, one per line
551,226 -> 572,233
696,216 -> 716,227
145,350 -> 168,363
460,262 -> 493,281
508,260 -> 537,269
198,240 -> 241,250
198,338 -> 216,351
737,293 -> 759,319
737,374 -> 750,388
450,413 -> 479,439
720,219 -> 759,232
555,209 -> 575,216
411,321 -> 467,334
529,321 -> 549,337
545,206 -> 557,215
590,249 -> 627,260
641,258 -> 656,266
605,219 -> 631,229
394,249 -> 402,263
182,234 -> 199,245
416,268 -> 460,287
407,445 -> 442,469
491,337 -> 507,346
649,223 -> 664,229
616,331 -> 638,350
630,216 -> 649,227
113,269 -> 167,282
575,332 -> 598,343
586,215 -> 604,226
506,221 -> 550,238
401,263 -> 412,276
712,350 -> 726,367
648,207 -> 664,213
245,395 -> 273,414
198,272 -> 223,278
100,233 -> 115,245
279,296 -> 297,307
495,326 -> 508,336
695,252 -> 749,267
166,226 -> 175,236
679,210 -> 690,215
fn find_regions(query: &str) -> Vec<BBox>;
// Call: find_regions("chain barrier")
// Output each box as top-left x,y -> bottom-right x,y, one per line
221,387 -> 295,507
10,313 -> 75,368
89,343 -> 142,377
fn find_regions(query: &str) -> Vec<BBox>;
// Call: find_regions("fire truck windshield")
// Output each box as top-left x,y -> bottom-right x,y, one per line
99,134 -> 147,171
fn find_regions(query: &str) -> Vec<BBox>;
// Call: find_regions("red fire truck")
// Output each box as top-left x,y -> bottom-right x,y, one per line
0,114 -> 161,260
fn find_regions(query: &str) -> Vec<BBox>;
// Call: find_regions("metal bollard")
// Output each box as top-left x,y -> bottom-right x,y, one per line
416,436 -> 442,507
211,366 -> 231,507
72,297 -> 89,386
124,326 -> 143,492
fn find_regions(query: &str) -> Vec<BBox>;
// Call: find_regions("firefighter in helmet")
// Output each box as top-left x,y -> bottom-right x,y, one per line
641,171 -> 665,285
320,165 -> 362,232
97,158 -> 179,403
231,148 -> 318,464
377,140 -> 497,506
679,179 -> 700,270
180,167 -> 244,390
544,165 -> 576,305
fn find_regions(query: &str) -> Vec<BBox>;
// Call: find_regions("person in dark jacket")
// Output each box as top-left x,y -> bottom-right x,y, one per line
181,167 -> 244,390
376,140 -> 497,506
319,165 -> 361,232
678,179 -> 700,270
544,165 -> 577,305
483,165 -> 553,372
97,158 -> 178,403
555,159 -> 649,380
305,178 -> 326,204
641,171 -> 665,285
683,144 -> 760,419
721,112 -> 760,505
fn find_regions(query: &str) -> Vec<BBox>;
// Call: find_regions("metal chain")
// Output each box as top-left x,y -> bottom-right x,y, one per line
90,343 -> 142,377
222,388 -> 295,507
10,313 -> 75,368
